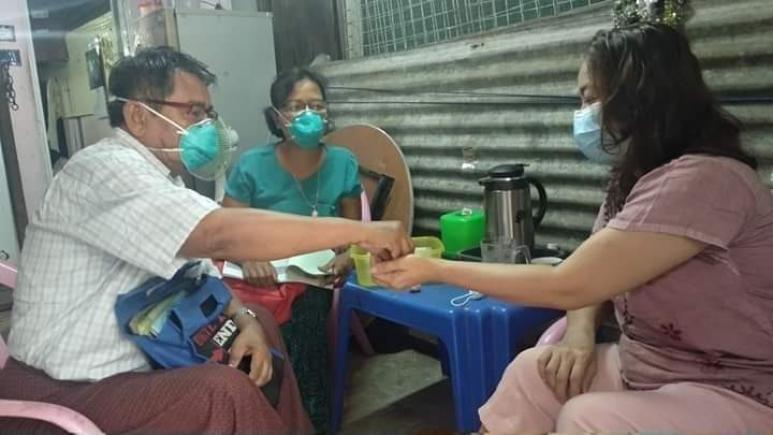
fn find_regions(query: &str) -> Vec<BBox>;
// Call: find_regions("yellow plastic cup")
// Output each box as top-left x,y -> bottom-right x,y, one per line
350,245 -> 376,287
412,236 -> 444,258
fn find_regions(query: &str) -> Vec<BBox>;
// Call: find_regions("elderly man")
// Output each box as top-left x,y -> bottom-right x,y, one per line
0,47 -> 411,433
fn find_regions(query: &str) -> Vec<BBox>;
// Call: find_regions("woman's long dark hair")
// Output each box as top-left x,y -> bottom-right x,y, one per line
587,24 -> 757,219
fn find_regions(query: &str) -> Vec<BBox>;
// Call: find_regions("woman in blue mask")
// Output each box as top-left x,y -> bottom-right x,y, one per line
223,67 -> 361,432
372,24 -> 773,434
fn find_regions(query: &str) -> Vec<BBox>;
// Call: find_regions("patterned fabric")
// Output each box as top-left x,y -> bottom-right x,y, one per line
0,304 -> 314,434
281,288 -> 333,434
8,128 -> 219,381
599,155 -> 773,408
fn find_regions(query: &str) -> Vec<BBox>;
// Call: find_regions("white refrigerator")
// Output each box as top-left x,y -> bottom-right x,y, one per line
176,9 -> 277,199
117,5 -> 278,199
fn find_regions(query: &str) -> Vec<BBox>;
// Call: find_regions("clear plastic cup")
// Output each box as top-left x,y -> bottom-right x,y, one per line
480,238 -> 531,264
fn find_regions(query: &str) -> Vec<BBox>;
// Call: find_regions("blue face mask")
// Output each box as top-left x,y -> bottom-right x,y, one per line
279,108 -> 326,150
573,102 -> 617,164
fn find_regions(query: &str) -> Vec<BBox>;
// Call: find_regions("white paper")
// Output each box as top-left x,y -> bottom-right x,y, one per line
221,261 -> 244,279
221,249 -> 336,282
280,250 -> 336,276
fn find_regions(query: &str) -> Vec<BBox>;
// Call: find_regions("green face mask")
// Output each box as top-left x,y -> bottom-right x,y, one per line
121,98 -> 239,180
178,119 -> 222,170
289,109 -> 326,149
275,107 -> 327,149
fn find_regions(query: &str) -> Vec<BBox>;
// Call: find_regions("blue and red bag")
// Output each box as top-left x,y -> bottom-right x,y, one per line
115,262 -> 236,368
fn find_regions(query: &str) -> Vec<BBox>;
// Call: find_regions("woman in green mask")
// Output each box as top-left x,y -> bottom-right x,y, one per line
223,67 -> 361,432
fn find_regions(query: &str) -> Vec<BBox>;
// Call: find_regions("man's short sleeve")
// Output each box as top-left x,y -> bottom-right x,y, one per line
50,150 -> 219,279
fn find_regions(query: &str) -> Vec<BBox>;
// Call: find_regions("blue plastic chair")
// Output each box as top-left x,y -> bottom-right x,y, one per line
331,280 -> 561,432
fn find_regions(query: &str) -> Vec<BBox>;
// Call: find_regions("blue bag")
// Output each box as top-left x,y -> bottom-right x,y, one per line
115,262 -> 235,368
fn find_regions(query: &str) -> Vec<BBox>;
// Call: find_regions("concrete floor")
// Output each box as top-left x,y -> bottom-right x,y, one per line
341,349 -> 457,434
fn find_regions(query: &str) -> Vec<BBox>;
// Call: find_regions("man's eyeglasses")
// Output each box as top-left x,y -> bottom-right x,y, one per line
143,99 -> 218,121
282,99 -> 327,114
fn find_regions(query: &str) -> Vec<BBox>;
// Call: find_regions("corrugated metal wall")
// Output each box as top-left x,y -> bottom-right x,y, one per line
319,0 -> 773,250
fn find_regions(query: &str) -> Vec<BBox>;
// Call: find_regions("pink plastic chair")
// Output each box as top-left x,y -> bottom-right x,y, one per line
0,261 -> 104,434
360,190 -> 372,223
0,262 -> 15,290
536,316 -> 567,345
327,191 -> 376,357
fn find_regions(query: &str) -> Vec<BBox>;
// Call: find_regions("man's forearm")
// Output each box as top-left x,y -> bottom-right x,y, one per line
225,297 -> 262,333
223,297 -> 242,318
183,208 -> 367,262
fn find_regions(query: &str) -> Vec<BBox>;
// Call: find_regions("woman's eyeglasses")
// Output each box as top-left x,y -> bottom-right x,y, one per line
282,99 -> 327,114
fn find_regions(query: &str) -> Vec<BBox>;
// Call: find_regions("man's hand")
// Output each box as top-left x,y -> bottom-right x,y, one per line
357,221 -> 413,260
241,260 -> 277,288
228,322 -> 273,387
536,337 -> 597,403
372,255 -> 439,290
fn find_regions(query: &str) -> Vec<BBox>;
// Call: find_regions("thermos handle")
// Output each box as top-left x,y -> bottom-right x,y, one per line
526,177 -> 548,227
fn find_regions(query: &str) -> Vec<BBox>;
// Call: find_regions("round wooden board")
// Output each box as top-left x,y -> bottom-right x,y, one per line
324,124 -> 414,233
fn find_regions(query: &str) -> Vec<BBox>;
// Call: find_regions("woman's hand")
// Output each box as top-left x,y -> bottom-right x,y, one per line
242,260 -> 277,288
536,337 -> 597,403
228,322 -> 273,387
320,251 -> 353,284
372,255 -> 439,290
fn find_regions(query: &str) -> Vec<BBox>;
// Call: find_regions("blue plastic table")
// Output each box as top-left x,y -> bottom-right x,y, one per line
331,280 -> 561,432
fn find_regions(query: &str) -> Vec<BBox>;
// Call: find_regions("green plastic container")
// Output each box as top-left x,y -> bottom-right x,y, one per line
412,236 -> 444,258
439,209 -> 485,255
